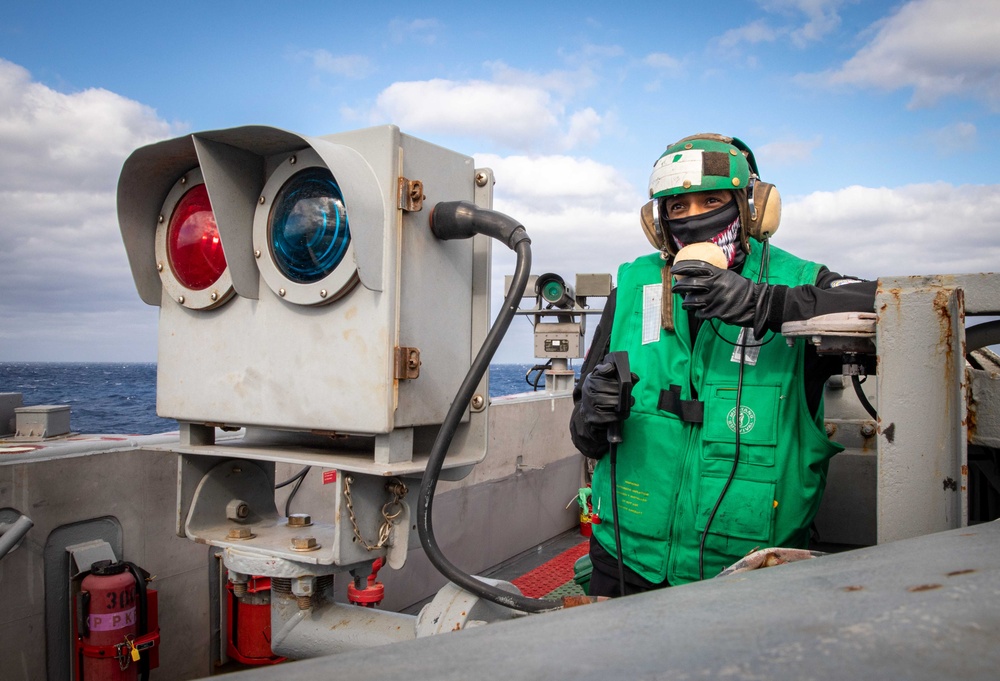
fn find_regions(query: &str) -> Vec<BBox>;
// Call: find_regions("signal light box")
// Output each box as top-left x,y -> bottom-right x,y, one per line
118,126 -> 490,471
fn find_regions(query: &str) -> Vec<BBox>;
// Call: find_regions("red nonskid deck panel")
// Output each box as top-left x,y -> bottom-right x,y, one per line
511,540 -> 589,598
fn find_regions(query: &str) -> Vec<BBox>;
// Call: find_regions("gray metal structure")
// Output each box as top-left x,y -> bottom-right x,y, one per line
0,397 -> 582,681
209,519 -> 1000,681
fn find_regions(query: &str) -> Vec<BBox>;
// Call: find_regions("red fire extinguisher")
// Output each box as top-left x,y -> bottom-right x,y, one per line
226,576 -> 285,665
75,560 -> 160,681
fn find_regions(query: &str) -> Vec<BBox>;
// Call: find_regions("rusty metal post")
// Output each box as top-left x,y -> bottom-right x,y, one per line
875,275 -> 968,542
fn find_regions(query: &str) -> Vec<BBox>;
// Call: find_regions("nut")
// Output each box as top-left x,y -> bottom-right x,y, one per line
287,513 -> 312,527
291,536 -> 320,552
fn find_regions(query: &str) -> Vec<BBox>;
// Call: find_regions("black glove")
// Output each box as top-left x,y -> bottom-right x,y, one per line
672,260 -> 782,337
576,356 -> 639,431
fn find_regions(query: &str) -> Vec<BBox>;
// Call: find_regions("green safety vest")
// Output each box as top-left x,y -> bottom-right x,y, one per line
591,242 -> 843,585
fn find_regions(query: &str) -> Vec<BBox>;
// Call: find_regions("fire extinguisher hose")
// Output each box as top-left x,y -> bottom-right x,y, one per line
122,562 -> 151,681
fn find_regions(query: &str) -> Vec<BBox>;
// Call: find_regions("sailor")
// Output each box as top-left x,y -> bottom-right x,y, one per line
570,133 -> 876,597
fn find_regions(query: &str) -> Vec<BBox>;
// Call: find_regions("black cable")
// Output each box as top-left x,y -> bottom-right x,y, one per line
699,343 -> 746,580
275,465 -> 310,489
697,239 -> 768,580
525,362 -> 550,391
707,319 -> 776,348
417,238 -> 561,613
283,467 -> 309,517
852,374 -> 878,420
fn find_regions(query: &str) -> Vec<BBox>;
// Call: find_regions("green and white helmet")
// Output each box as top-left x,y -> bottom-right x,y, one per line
648,133 -> 756,199
639,133 -> 778,256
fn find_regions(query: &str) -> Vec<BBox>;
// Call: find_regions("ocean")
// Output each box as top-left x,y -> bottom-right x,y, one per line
0,362 -> 577,435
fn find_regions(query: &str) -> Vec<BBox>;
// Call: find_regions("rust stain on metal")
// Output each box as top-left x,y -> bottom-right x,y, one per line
932,288 -> 959,397
946,569 -> 976,577
841,585 -> 864,592
907,584 -> 942,592
966,399 -> 978,439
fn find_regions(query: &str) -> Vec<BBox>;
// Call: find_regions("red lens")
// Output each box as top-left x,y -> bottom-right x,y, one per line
167,184 -> 226,291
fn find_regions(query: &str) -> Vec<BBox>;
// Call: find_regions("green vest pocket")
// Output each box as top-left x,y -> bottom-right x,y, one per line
702,383 -> 780,467
695,474 -> 775,543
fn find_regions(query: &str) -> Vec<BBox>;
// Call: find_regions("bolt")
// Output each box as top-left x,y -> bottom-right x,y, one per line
279,288 -> 286,297
156,262 -> 163,272
475,172 -> 489,187
320,289 -> 328,298
825,423 -> 836,437
287,513 -> 312,527
289,155 -> 297,165
254,249 -> 261,258
297,595 -> 312,610
211,292 -> 218,301
227,527 -> 253,540
860,423 -> 877,438
471,394 -> 485,411
233,582 -> 247,598
291,536 -> 319,551
177,296 -> 185,304
259,196 -> 265,205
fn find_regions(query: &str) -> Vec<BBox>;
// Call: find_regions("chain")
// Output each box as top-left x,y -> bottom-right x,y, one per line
344,475 -> 408,551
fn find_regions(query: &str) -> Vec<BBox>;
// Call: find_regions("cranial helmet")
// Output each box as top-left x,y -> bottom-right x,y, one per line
639,133 -> 781,257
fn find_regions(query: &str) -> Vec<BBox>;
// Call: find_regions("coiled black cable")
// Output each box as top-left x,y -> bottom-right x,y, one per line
417,236 -> 562,613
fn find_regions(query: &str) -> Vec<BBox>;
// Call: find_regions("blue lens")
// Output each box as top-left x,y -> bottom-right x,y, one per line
269,167 -> 351,284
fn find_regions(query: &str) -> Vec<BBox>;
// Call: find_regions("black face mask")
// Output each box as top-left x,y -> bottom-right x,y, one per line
666,201 -> 739,246
666,201 -> 743,269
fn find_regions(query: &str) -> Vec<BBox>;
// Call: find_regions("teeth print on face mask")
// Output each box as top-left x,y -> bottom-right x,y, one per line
668,202 -> 742,268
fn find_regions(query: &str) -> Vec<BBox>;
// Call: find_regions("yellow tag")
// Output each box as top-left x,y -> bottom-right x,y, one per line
131,647 -> 141,662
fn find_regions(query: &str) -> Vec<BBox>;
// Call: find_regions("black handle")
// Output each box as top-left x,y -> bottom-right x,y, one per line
606,351 -> 633,444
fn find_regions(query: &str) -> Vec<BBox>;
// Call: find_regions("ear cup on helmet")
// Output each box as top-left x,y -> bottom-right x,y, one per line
745,181 -> 780,241
640,198 -> 671,252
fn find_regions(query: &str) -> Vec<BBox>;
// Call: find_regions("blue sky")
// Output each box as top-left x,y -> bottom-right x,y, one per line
1,0 -> 998,363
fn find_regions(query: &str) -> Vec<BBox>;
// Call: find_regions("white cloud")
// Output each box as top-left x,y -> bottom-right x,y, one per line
717,19 -> 779,48
388,17 -> 441,45
769,0 -> 849,47
778,182 -> 1000,279
643,52 -> 682,71
481,153 -> 648,362
719,1 -> 847,49
822,0 -> 1000,109
0,59 -> 176,361
304,50 -> 375,79
928,121 -> 977,154
370,78 -> 606,152
0,59 -> 176,193
756,136 -> 823,165
486,60 -> 596,99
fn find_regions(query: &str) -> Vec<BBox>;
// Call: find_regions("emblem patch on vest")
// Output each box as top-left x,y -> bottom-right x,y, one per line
727,405 -> 756,434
